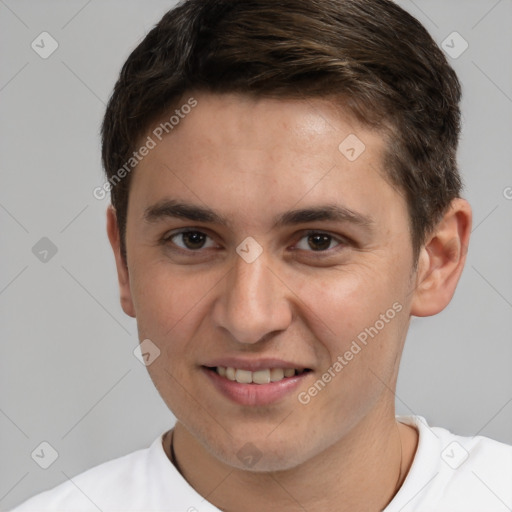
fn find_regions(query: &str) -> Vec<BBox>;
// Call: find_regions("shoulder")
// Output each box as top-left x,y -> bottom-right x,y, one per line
432,422 -> 512,509
9,434 -> 181,512
390,416 -> 512,512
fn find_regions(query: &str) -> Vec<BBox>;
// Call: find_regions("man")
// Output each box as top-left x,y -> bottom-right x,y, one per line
12,0 -> 512,510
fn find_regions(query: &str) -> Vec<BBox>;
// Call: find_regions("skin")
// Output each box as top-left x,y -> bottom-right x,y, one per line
107,92 -> 472,511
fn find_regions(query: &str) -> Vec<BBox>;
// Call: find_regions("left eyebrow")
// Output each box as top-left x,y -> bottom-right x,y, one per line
143,199 -> 375,231
273,204 -> 375,230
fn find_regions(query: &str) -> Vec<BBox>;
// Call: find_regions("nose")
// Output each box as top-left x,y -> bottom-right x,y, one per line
212,251 -> 293,345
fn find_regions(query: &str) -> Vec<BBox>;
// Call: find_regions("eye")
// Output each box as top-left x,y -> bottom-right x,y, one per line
163,230 -> 217,251
294,231 -> 345,252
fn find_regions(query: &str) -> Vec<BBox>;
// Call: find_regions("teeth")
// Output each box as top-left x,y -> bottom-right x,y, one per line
270,368 -> 284,382
235,369 -> 252,384
215,366 -> 303,384
253,369 -> 271,384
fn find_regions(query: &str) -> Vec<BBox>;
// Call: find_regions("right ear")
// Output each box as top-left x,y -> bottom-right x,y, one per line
106,205 -> 136,318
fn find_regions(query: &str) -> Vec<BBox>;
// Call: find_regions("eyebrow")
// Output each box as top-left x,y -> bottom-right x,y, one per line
143,199 -> 375,230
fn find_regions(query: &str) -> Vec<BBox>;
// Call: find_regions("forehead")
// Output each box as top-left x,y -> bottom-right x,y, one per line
147,92 -> 381,161
130,92 -> 404,232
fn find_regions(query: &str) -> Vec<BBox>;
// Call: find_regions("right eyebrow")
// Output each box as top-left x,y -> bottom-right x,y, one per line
143,199 -> 229,226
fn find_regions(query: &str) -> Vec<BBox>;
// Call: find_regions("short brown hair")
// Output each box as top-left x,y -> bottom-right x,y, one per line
101,0 -> 462,263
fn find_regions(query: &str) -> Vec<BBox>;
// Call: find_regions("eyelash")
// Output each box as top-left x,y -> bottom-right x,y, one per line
160,228 -> 349,257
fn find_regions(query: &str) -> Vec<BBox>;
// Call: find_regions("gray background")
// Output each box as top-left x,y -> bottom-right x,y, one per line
1,0 -> 511,509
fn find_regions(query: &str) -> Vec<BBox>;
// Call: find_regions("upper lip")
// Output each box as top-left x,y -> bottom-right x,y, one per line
202,358 -> 312,372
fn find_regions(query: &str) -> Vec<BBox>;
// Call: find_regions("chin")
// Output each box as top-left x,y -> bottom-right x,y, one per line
209,434 -> 312,473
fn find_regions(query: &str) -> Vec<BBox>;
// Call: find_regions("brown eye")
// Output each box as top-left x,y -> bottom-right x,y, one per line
165,230 -> 216,251
295,232 -> 342,252
307,233 -> 332,251
181,231 -> 206,249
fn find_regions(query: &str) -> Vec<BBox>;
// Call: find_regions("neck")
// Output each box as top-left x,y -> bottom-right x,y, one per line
165,409 -> 418,512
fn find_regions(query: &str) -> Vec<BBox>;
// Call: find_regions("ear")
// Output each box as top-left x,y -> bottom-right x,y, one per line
106,205 -> 136,318
410,198 -> 472,317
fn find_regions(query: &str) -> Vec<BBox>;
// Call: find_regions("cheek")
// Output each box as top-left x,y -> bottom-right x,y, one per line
129,262 -> 219,352
289,259 -> 410,408
291,261 -> 404,344
128,263 -> 219,414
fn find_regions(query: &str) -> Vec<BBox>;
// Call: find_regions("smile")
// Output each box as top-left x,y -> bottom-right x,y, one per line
202,366 -> 313,406
213,366 -> 311,384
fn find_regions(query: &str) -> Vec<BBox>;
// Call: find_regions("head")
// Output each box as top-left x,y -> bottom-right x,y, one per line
103,0 -> 471,471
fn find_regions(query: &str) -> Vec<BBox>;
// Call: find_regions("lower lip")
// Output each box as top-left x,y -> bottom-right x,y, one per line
203,367 -> 311,406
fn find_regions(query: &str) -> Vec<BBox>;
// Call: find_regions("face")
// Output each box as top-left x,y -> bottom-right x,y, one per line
118,92 -> 418,471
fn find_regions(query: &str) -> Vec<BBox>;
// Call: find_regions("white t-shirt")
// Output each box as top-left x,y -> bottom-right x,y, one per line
10,415 -> 512,512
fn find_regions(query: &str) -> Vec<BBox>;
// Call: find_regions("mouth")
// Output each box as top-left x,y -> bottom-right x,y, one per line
205,366 -> 312,384
202,365 -> 313,406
